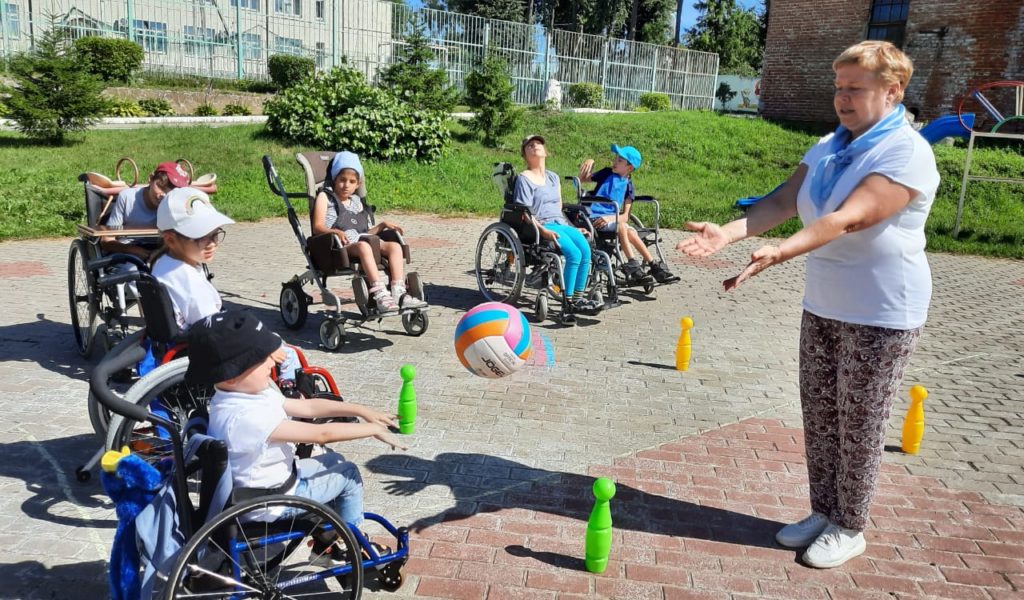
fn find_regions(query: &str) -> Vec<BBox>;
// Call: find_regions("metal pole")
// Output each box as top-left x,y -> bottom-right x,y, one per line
650,47 -> 658,92
542,28 -> 550,83
235,0 -> 243,78
126,0 -> 135,42
954,131 -> 977,237
331,0 -> 337,68
0,1 -> 8,60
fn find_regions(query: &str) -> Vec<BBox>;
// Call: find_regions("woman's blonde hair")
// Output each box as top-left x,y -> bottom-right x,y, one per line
833,40 -> 913,103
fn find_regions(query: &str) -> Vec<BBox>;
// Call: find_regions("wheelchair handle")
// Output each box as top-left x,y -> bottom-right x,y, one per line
88,252 -> 148,274
262,155 -> 284,197
90,343 -> 150,422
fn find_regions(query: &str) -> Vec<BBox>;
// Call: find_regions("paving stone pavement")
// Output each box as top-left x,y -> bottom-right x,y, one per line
0,213 -> 1021,599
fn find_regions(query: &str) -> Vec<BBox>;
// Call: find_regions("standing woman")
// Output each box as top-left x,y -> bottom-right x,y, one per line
677,41 -> 939,568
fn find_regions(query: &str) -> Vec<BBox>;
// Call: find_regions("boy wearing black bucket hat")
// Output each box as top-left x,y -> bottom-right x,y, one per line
187,310 -> 406,557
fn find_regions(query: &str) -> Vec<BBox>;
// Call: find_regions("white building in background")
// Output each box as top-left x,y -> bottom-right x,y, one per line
0,0 -> 396,79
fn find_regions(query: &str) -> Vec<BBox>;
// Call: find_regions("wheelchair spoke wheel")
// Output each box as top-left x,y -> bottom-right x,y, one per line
163,495 -> 364,600
475,223 -> 525,303
68,239 -> 99,357
280,282 -> 308,330
401,311 -> 429,336
106,358 -> 214,466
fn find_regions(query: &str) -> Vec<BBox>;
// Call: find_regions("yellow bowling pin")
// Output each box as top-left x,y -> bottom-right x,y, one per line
901,385 -> 927,454
675,317 -> 693,371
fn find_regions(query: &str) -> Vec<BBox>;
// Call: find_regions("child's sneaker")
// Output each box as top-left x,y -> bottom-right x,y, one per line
369,283 -> 399,313
623,262 -> 655,286
648,260 -> 680,284
392,284 -> 427,309
309,536 -> 348,568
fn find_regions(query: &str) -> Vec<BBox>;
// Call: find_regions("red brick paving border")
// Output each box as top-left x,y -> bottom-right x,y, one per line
405,418 -> 1024,599
0,261 -> 50,278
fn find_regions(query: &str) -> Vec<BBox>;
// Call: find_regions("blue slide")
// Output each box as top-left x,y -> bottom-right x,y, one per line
735,113 -> 976,209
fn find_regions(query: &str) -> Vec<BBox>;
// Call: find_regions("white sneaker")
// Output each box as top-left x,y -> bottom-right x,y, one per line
392,285 -> 427,309
802,523 -> 866,568
775,512 -> 830,548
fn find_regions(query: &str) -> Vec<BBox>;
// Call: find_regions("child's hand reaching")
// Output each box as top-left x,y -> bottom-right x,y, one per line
579,159 -> 595,182
359,406 -> 399,430
374,425 -> 409,451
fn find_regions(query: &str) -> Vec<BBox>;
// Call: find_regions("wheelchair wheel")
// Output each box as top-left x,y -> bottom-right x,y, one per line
105,357 -> 214,464
68,239 -> 100,357
162,495 -> 364,600
402,311 -> 429,336
475,223 -> 525,303
320,319 -> 345,351
280,282 -> 309,330
534,292 -> 548,323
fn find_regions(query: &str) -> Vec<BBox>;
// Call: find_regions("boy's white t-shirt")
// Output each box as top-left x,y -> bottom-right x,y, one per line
151,254 -> 221,330
208,385 -> 298,520
797,124 -> 940,330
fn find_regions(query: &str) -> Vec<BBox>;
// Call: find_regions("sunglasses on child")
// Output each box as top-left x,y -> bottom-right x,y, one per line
179,228 -> 226,247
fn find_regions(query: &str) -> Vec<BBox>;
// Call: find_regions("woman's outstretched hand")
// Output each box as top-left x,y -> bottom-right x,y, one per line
723,244 -> 782,291
675,221 -> 730,257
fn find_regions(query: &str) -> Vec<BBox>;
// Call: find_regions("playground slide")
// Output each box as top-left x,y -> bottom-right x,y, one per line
735,113 -> 976,209
918,113 -> 974,145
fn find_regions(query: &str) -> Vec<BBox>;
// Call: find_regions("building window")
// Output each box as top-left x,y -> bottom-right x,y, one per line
230,0 -> 259,10
134,19 -> 167,53
1,3 -> 20,39
315,0 -> 324,20
274,35 -> 303,55
240,32 -> 262,60
866,0 -> 909,47
275,0 -> 301,17
184,26 -> 216,57
315,41 -> 326,68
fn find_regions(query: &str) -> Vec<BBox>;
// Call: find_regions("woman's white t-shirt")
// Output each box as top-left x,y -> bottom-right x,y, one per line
797,124 -> 940,330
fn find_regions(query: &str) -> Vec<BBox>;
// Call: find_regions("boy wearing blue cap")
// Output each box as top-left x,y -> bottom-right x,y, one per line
311,151 -> 426,312
579,145 -> 679,284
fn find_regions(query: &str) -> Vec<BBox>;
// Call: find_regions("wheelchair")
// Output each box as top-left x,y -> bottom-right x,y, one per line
91,343 -> 410,598
76,265 -> 341,482
566,175 -> 679,294
261,153 -> 429,351
474,162 -> 618,324
68,158 -> 220,357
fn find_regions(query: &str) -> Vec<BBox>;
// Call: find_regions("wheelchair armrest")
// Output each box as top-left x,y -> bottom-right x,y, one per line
96,271 -> 140,288
633,195 -> 657,203
91,343 -> 150,422
564,175 -> 585,201
88,252 -> 149,274
377,228 -> 411,263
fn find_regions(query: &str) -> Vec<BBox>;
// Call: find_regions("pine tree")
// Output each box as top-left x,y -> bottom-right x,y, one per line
684,0 -> 762,74
379,27 -> 460,114
2,26 -> 107,143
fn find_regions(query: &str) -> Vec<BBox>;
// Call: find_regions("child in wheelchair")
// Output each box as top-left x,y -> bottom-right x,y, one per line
101,161 -> 190,262
514,135 -> 602,313
578,145 -> 679,285
153,187 -> 303,392
312,152 -> 427,312
186,310 -> 407,559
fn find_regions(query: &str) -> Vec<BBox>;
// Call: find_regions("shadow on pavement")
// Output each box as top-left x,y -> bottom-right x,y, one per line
0,559 -> 108,600
0,314 -> 92,382
0,433 -> 114,530
367,452 -> 785,555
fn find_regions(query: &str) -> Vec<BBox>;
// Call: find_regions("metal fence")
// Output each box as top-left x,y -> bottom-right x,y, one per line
0,0 -> 718,110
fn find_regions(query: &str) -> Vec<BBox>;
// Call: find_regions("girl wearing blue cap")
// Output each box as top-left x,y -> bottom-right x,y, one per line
312,151 -> 426,312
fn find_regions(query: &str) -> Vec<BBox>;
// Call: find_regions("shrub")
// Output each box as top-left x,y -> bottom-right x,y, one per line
566,82 -> 604,108
377,28 -> 459,114
105,98 -> 144,117
73,36 -> 144,84
267,54 -> 315,89
639,92 -> 671,112
138,98 -> 174,116
222,103 -> 252,116
194,103 -> 218,116
2,28 -> 107,142
264,65 -> 449,162
464,53 -> 522,147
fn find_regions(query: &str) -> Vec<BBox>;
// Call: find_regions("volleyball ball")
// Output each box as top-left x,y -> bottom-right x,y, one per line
454,302 -> 531,378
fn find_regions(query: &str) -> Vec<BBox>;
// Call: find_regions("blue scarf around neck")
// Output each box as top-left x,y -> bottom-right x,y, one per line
809,104 -> 906,206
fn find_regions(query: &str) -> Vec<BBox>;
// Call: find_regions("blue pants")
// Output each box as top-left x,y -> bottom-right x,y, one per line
544,223 -> 591,296
286,452 -> 364,526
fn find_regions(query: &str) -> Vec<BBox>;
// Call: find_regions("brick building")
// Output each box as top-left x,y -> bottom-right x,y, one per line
759,0 -> 1024,124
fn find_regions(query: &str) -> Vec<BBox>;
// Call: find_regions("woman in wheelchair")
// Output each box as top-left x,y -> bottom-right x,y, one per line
514,135 -> 601,313
312,152 -> 427,312
187,311 -> 406,556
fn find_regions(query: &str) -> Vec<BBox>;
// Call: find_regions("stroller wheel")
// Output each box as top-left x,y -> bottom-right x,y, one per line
401,311 -> 429,337
280,282 -> 309,330
319,319 -> 345,351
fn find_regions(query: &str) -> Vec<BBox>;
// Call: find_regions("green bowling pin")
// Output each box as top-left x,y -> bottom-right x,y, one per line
585,477 -> 616,573
398,364 -> 417,434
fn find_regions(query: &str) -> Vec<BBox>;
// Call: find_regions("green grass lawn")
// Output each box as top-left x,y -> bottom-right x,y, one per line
1,111 -> 1022,257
